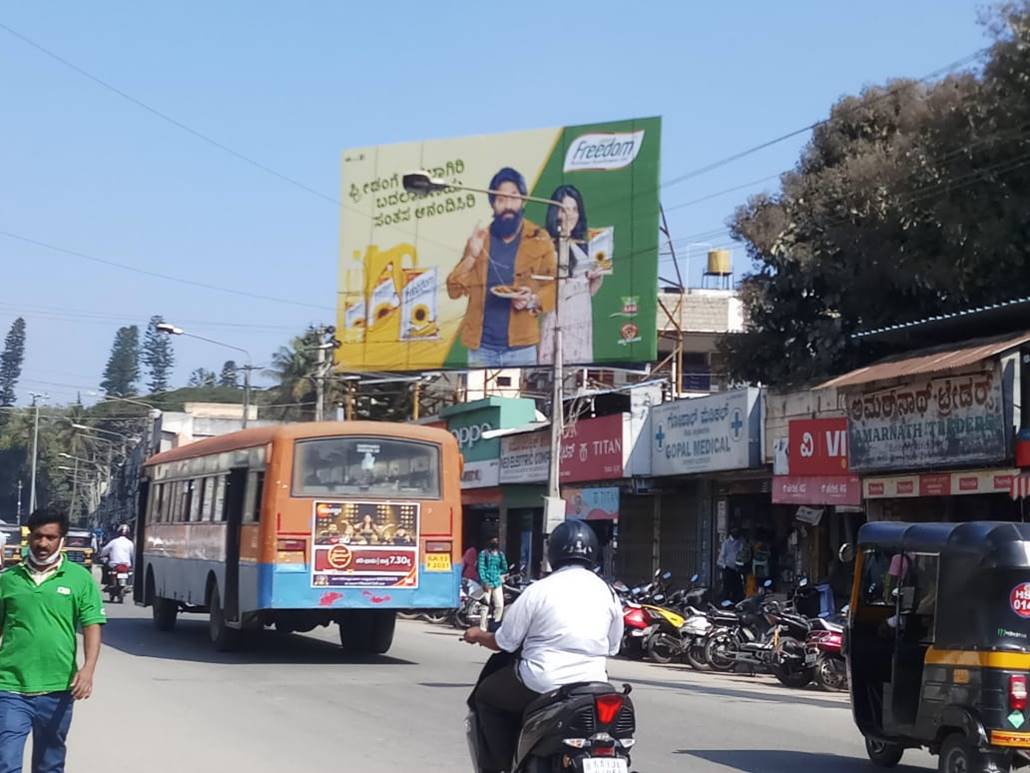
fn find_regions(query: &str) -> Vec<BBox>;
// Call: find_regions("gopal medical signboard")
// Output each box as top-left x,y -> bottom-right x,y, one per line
650,389 -> 762,477
336,118 -> 661,371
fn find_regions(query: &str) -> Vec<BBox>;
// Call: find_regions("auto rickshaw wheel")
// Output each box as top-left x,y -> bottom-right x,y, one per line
865,736 -> 904,767
938,734 -> 1007,773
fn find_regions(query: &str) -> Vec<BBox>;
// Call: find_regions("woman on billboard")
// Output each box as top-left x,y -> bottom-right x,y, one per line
538,185 -> 604,365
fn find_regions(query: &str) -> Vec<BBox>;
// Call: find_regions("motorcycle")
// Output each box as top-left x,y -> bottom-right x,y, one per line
613,582 -> 651,659
466,651 -> 637,773
703,581 -> 816,688
106,562 -> 132,604
453,579 -> 489,629
806,610 -> 848,692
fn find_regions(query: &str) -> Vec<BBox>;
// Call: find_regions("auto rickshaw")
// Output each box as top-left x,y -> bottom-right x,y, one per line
846,521 -> 1030,773
0,524 -> 21,568
63,527 -> 95,568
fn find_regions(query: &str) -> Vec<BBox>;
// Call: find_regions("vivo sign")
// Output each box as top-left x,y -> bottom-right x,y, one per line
788,418 -> 849,476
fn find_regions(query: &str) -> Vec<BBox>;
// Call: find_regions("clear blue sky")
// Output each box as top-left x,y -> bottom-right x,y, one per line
0,1 -> 989,404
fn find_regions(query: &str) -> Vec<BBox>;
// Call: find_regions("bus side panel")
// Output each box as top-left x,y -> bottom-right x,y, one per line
144,523 -> 226,607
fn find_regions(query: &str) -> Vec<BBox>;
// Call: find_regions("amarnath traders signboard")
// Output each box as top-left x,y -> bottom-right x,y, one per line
845,368 -> 1008,472
336,118 -> 661,371
650,389 -> 762,476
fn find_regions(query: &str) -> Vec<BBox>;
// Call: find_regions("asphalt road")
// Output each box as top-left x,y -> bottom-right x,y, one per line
53,602 -> 936,772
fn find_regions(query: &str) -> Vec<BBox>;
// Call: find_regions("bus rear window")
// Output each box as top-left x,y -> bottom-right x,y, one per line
292,437 -> 440,500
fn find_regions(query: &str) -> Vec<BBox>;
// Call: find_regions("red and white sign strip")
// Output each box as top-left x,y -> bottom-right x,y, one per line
1011,473 -> 1030,501
864,469 -> 1018,499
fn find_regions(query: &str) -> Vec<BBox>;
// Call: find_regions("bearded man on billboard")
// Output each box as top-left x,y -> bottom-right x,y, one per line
447,167 -> 557,367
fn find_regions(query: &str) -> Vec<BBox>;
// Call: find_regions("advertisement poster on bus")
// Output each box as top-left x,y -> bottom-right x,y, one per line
311,501 -> 420,588
336,117 -> 661,371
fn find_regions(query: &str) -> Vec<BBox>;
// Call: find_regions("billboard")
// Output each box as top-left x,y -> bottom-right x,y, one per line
337,118 -> 661,371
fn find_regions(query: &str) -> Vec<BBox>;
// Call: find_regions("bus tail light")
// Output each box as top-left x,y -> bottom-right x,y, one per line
277,539 -> 306,552
426,541 -> 452,554
1010,675 -> 1027,711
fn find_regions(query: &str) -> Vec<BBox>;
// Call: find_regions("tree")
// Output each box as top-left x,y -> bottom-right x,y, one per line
0,317 -> 26,407
100,326 -> 141,397
142,315 -> 175,393
219,360 -> 239,388
722,3 -> 1030,385
188,368 -> 217,388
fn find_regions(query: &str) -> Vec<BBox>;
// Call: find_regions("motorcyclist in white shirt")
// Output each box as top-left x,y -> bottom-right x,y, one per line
100,525 -> 135,571
463,518 -> 623,773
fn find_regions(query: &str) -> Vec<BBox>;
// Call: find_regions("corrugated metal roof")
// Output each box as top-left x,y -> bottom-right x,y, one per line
818,330 -> 1030,390
852,296 -> 1030,339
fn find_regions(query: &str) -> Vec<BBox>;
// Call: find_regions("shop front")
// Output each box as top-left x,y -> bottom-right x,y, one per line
817,335 -> 1026,526
650,387 -> 764,589
771,416 -> 863,601
441,396 -> 537,552
498,412 -> 641,578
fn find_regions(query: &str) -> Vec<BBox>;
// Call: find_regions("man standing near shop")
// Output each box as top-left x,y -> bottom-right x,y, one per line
717,526 -> 745,603
447,166 -> 557,367
477,537 -> 509,631
0,508 -> 105,772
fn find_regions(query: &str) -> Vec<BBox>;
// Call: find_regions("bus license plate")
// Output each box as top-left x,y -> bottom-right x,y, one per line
582,759 -> 627,773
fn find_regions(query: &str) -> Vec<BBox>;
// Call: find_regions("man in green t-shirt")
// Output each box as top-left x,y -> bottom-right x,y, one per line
0,508 -> 105,772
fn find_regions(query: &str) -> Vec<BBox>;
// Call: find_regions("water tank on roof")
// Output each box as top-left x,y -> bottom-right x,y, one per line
706,249 -> 732,276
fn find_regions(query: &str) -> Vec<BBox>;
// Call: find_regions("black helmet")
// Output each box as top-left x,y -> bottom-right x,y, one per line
547,519 -> 599,570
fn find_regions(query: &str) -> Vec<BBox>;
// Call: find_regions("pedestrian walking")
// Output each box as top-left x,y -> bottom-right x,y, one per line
0,508 -> 106,773
477,537 -> 508,631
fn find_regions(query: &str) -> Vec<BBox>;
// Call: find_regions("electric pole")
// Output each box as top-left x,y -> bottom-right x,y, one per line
28,392 -> 47,515
313,326 -> 339,422
16,480 -> 22,526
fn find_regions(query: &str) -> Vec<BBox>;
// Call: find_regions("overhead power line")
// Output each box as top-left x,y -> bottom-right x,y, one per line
0,231 -> 334,312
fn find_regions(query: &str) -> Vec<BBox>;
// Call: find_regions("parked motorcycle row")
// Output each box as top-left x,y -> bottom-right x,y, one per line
404,566 -> 847,694
615,570 -> 848,692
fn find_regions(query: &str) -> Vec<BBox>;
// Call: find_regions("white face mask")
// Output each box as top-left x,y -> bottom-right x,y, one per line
31,538 -> 65,567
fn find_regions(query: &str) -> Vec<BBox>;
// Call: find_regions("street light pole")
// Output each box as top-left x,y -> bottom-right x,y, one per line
156,324 -> 253,427
28,392 -> 47,514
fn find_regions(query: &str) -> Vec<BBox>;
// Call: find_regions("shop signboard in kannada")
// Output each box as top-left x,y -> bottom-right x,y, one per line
499,413 -> 629,484
336,118 -> 660,371
845,368 -> 1008,472
561,413 -> 625,482
563,487 -> 619,521
499,431 -> 550,484
650,388 -> 762,477
311,501 -> 419,588
772,475 -> 861,506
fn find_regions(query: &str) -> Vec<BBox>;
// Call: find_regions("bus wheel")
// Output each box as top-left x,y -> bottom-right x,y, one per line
339,611 -> 396,655
152,596 -> 178,632
208,584 -> 241,652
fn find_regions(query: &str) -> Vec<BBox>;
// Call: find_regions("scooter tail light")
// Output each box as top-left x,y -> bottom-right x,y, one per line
594,694 -> 625,725
1010,674 -> 1028,711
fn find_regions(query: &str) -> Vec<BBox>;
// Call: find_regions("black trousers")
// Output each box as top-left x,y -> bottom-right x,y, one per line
722,567 -> 743,603
473,661 -> 540,772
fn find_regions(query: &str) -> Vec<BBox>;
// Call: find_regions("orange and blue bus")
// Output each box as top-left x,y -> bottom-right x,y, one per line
134,421 -> 462,653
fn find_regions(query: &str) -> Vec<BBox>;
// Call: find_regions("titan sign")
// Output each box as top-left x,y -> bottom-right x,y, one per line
336,118 -> 661,371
